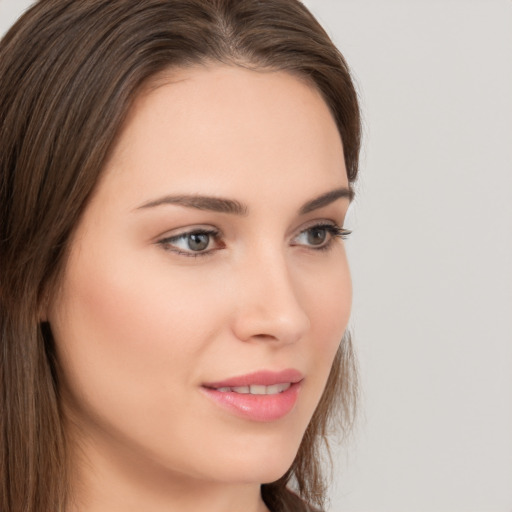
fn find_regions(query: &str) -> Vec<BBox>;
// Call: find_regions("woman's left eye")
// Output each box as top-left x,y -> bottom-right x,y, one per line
292,223 -> 351,250
158,229 -> 222,257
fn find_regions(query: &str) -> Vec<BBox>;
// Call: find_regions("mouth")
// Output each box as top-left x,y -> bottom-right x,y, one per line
210,382 -> 292,395
201,369 -> 303,422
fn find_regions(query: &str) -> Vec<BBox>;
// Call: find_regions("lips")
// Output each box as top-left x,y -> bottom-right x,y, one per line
203,368 -> 303,389
201,369 -> 303,422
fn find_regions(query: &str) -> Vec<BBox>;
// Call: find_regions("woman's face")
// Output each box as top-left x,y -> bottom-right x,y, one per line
47,65 -> 352,490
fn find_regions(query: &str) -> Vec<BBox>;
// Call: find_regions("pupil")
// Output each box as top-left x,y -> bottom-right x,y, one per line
308,228 -> 326,245
188,233 -> 209,251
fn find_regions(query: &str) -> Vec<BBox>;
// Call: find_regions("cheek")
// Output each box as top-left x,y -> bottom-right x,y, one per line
297,254 -> 352,404
48,248 -> 246,481
48,244 -> 226,432
302,251 -> 352,341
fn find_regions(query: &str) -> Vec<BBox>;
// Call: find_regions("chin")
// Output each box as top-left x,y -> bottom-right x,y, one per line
201,429 -> 304,485
213,458 -> 295,487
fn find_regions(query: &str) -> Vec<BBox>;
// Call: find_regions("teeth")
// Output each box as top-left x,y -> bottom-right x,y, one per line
216,383 -> 292,395
250,385 -> 267,395
268,383 -> 291,394
232,386 -> 250,394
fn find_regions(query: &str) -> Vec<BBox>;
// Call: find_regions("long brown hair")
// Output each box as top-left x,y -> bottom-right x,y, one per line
0,1 -> 360,511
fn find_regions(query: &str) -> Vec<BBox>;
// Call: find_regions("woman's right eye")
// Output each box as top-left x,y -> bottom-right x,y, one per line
158,229 -> 222,257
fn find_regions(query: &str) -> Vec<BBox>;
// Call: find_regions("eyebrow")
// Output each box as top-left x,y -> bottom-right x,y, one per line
136,194 -> 248,215
136,187 -> 353,215
299,187 -> 354,214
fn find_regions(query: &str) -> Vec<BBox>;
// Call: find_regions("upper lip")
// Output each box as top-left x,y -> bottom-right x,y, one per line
203,369 -> 304,389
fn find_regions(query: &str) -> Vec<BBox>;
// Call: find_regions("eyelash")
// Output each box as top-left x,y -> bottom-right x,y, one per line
157,223 -> 351,258
294,223 -> 352,252
159,228 -> 223,258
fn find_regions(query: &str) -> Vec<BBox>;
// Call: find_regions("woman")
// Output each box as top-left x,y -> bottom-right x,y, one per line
0,1 -> 360,511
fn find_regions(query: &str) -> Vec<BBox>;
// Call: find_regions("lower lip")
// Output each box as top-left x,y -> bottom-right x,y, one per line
201,382 -> 301,422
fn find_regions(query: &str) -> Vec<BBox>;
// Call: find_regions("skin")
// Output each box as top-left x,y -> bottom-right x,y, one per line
47,64 -> 352,512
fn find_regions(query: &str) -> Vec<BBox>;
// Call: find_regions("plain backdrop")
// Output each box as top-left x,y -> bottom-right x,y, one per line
1,1 -> 511,511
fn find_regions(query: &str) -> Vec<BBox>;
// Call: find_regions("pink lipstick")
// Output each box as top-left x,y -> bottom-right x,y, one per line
201,369 -> 303,422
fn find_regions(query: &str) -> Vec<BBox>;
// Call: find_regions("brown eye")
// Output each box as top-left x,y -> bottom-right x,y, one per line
306,227 -> 328,246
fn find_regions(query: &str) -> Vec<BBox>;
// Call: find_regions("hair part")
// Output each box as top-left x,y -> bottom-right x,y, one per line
0,1 -> 360,511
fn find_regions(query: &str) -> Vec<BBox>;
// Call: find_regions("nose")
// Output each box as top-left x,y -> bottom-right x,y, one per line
230,248 -> 311,345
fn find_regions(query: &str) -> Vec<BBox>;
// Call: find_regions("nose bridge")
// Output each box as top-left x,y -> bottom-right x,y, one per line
231,242 -> 311,344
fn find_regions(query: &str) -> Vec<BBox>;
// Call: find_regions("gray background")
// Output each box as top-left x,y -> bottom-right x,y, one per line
1,1 -> 511,511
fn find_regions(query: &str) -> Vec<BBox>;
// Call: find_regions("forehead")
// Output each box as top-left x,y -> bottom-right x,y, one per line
100,64 -> 347,209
